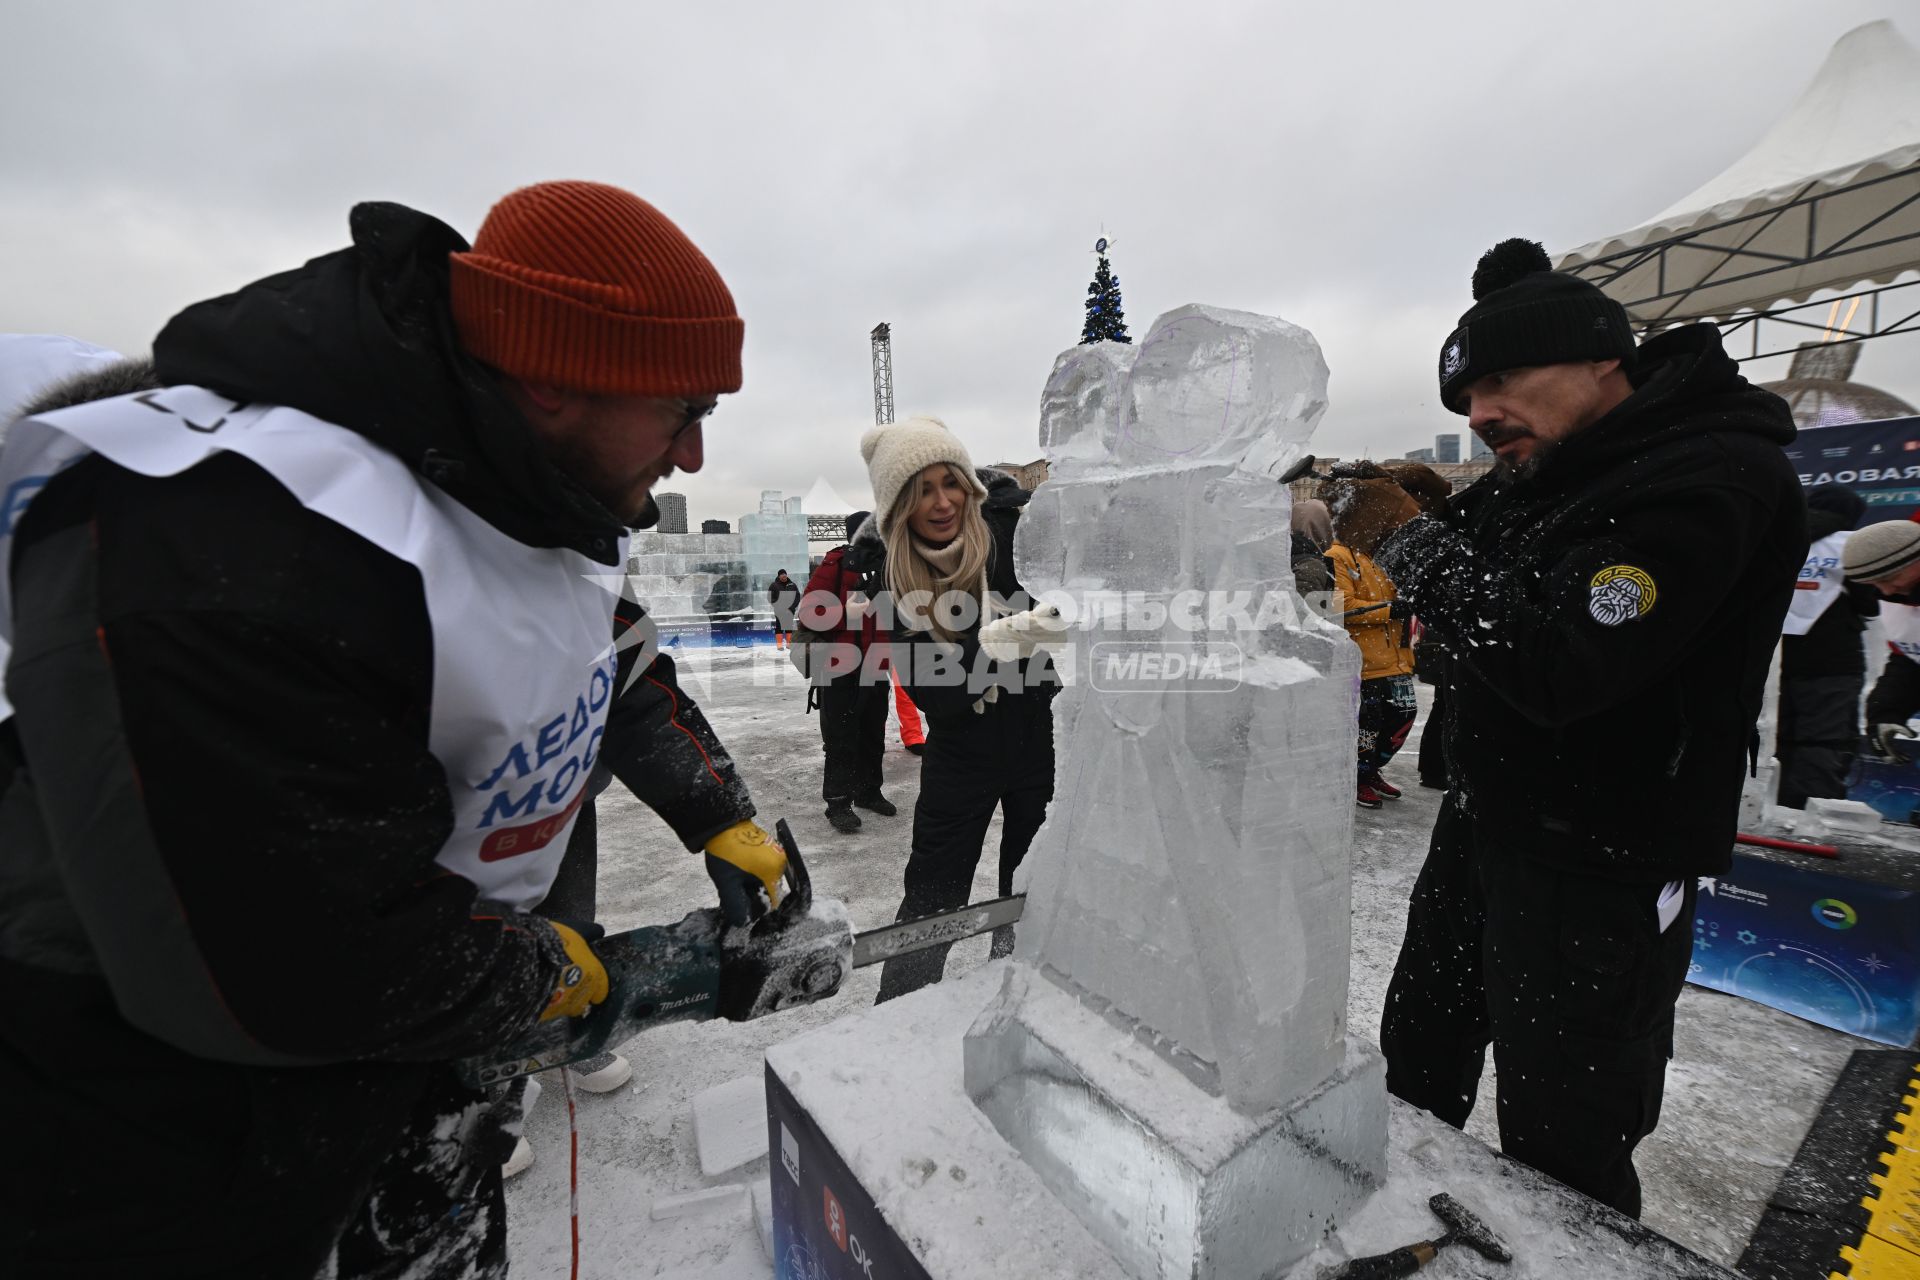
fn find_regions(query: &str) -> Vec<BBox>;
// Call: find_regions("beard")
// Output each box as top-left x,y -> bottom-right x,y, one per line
1491,437 -> 1562,484
540,430 -> 658,526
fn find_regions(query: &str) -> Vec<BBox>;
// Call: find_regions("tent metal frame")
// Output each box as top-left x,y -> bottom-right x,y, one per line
1561,159 -> 1920,344
1714,277 -> 1920,364
807,514 -> 851,543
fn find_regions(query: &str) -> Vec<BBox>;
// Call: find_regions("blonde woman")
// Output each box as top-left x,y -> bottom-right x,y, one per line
854,417 -> 1066,1002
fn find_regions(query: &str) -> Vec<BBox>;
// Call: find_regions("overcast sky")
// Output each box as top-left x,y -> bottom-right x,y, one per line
5,0 -> 1914,527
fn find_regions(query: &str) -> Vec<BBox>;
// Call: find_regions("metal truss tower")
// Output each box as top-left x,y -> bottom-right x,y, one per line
870,322 -> 895,425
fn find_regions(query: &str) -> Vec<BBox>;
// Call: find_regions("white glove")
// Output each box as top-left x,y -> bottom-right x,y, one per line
979,605 -> 1069,662
844,592 -> 869,626
1872,722 -> 1917,758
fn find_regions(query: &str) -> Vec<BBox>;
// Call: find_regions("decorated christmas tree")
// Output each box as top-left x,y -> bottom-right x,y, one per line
1079,237 -> 1132,345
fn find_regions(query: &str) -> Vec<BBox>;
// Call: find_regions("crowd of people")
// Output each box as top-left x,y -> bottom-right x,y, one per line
2,179 -> 1905,1277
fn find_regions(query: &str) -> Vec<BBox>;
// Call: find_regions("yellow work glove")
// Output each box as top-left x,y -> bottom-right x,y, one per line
704,821 -> 786,925
538,921 -> 610,1022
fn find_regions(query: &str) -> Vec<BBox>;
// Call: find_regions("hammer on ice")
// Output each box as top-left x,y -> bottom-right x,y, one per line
1278,453 -> 1333,485
1335,1193 -> 1512,1277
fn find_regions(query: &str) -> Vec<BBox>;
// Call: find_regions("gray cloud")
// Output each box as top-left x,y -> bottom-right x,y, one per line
4,0 -> 1910,527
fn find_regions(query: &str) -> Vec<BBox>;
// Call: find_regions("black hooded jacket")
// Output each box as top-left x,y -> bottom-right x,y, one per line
0,205 -> 751,1269
1377,324 -> 1804,880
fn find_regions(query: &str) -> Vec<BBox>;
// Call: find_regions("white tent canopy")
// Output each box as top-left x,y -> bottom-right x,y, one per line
1558,19 -> 1920,327
799,475 -> 863,516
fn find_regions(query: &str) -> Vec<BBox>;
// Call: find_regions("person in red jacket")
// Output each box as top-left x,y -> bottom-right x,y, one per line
801,510 -> 897,832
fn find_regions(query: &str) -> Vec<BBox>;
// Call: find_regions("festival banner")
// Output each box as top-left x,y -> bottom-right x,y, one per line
1783,415 -> 1920,523
1690,851 -> 1920,1047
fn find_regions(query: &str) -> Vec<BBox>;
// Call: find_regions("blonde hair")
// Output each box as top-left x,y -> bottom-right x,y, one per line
884,464 -> 992,644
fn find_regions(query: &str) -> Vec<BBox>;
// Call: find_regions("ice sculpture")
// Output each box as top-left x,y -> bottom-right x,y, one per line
964,305 -> 1387,1279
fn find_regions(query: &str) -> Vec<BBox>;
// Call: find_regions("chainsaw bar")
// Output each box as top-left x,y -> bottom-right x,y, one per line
851,893 -> 1025,968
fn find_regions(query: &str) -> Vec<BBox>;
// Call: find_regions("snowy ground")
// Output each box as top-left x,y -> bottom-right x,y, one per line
505,647 -> 1861,1278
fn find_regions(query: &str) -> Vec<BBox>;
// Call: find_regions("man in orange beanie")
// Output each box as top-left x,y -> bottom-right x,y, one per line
449,181 -> 747,525
0,183 -> 782,1279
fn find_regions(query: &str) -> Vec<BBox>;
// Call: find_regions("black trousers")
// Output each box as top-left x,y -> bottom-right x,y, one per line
540,762 -> 613,922
1776,672 -> 1863,810
1358,675 -> 1416,775
817,672 -> 887,805
334,767 -> 622,1279
874,697 -> 1054,1002
1379,795 -> 1695,1218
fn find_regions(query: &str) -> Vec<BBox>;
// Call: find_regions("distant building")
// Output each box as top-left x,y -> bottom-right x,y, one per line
1470,433 -> 1493,461
701,519 -> 730,534
1424,460 -> 1495,491
1435,434 -> 1461,464
1404,447 -> 1436,463
655,491 -> 688,534
987,459 -> 1050,490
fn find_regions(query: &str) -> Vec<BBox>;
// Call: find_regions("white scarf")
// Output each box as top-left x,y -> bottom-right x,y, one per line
913,533 -> 1004,711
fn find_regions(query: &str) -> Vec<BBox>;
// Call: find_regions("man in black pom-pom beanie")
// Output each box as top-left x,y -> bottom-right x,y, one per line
1373,236 -> 1806,1218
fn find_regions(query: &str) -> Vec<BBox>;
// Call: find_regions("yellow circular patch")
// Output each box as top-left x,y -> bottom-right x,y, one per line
1588,565 -> 1657,626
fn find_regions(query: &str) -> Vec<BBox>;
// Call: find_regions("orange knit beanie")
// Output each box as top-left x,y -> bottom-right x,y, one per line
449,181 -> 743,396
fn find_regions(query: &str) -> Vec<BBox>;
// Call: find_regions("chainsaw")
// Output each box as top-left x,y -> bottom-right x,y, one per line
458,819 -> 1025,1088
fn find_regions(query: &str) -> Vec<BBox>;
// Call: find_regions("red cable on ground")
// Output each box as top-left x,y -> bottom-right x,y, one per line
564,1067 -> 581,1280
1736,832 -> 1840,858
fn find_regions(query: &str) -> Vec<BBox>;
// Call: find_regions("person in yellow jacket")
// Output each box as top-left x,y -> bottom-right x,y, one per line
1320,462 -> 1423,808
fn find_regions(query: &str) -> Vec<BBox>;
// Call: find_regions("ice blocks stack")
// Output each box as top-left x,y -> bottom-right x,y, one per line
964,305 -> 1385,1278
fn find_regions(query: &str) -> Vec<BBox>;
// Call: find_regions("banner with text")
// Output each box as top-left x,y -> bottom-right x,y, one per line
1784,415 -> 1920,524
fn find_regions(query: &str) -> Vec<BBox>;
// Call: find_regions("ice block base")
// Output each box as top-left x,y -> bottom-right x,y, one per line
762,965 -> 1740,1280
962,963 -> 1384,1279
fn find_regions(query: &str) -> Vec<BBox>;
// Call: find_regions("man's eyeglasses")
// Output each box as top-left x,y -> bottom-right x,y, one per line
673,398 -> 718,439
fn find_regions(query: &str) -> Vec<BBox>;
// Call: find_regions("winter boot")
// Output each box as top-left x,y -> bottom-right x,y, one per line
569,1052 -> 632,1093
854,791 -> 898,817
1356,781 -> 1384,809
827,803 -> 863,834
905,742 -> 925,757
1362,770 -> 1402,800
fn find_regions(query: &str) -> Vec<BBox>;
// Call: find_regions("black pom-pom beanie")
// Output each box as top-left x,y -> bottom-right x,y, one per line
1437,237 -> 1637,413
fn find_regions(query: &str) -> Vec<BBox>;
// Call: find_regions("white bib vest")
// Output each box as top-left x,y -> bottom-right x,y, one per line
0,385 -> 626,911
1883,601 -> 1920,663
1782,529 -> 1850,637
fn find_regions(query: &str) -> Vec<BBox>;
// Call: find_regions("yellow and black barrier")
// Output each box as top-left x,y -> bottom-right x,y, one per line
1740,1050 -> 1920,1279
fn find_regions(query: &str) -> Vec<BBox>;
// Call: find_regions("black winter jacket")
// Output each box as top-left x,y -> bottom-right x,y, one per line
0,204 -> 752,1270
1377,324 -> 1804,881
1867,652 -> 1920,729
768,577 -> 800,628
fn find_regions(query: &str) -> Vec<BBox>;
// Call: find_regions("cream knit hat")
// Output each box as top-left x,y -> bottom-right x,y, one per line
1844,519 -> 1920,583
860,416 -> 989,535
